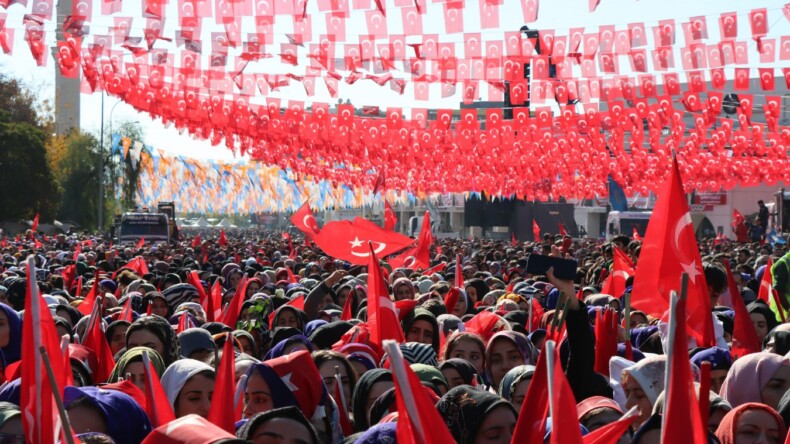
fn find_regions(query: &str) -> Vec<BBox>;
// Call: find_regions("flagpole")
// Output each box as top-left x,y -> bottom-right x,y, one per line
234,374 -> 248,412
624,291 -> 631,344
661,274 -> 687,444
545,340 -> 557,420
39,347 -> 76,444
383,340 -> 425,438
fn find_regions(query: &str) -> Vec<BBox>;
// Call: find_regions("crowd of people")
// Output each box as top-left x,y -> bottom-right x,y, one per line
0,228 -> 789,444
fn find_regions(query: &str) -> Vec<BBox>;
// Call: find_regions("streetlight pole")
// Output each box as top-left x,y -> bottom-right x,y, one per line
98,92 -> 105,231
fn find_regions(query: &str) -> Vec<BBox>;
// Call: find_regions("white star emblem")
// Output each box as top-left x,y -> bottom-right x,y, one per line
281,372 -> 299,392
681,260 -> 702,284
349,237 -> 363,248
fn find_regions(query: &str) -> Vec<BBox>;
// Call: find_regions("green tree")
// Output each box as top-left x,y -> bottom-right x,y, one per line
0,75 -> 61,221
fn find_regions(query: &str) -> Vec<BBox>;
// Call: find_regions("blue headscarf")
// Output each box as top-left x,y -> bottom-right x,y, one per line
243,363 -> 299,411
63,386 -> 152,444
690,346 -> 732,372
304,319 -> 328,338
0,378 -> 21,406
263,334 -> 314,360
0,303 -> 22,366
354,422 -> 397,444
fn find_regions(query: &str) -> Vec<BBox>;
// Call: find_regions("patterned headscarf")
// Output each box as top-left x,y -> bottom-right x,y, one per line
436,385 -> 516,444
125,315 -> 181,366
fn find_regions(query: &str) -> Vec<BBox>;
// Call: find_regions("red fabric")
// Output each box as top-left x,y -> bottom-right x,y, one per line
444,287 -> 461,314
176,312 -> 192,334
464,311 -> 502,344
593,309 -> 618,377
600,248 -> 634,299
187,271 -> 208,308
757,257 -> 774,304
311,217 -> 415,266
422,262 -> 447,275
218,230 -> 227,247
265,350 -> 324,418
267,294 -> 305,329
632,227 -> 642,241
285,266 -> 298,284
366,243 -> 405,348
21,258 -> 66,444
631,158 -> 714,347
698,362 -> 711,427
61,264 -> 76,290
31,213 -> 39,232
393,300 -> 419,321
220,275 -> 248,328
662,292 -> 707,444
119,295 -> 134,323
454,253 -> 464,288
208,336 -> 236,432
550,343 -> 584,444
723,260 -> 761,359
191,233 -> 201,248
533,220 -> 541,242
582,413 -> 637,444
77,276 -> 100,316
142,415 -> 235,444
142,355 -> 176,427
389,343 -> 456,444
558,223 -> 568,237
340,289 -> 354,321
206,280 -> 223,323
333,378 -> 353,436
384,200 -> 397,231
136,237 -> 145,250
512,341 -> 551,444
388,212 -> 431,270
291,202 -> 321,237
81,304 -> 115,384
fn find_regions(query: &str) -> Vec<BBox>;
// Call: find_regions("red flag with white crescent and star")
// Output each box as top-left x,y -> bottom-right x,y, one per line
366,242 -> 405,349
384,200 -> 397,231
291,201 -> 321,237
631,158 -> 715,346
311,217 -> 415,265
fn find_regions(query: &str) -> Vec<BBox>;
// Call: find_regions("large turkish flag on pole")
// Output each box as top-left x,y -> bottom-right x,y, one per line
631,158 -> 714,346
312,217 -> 415,265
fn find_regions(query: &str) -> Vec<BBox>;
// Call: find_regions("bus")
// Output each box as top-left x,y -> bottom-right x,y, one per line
605,211 -> 652,240
118,212 -> 170,244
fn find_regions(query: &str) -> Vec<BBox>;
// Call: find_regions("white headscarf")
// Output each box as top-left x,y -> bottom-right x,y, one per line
160,359 -> 215,408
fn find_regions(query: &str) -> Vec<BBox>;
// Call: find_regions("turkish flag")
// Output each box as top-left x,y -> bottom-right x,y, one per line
383,200 -> 397,231
662,292 -> 707,444
31,212 -> 39,231
383,341 -> 456,444
21,257 -> 66,444
533,219 -> 541,242
365,242 -> 405,348
723,259 -> 761,360
219,275 -> 248,328
631,158 -> 714,346
81,301 -> 116,383
78,274 -> 100,316
191,233 -> 201,247
141,350 -> 176,427
593,309 -> 618,377
582,412 -> 637,444
511,341 -> 552,443
265,350 -> 324,419
291,201 -> 321,237
389,211 -> 432,270
312,218 -> 415,265
218,230 -> 227,247
187,270 -> 208,308
601,247 -> 634,299
119,295 -> 134,323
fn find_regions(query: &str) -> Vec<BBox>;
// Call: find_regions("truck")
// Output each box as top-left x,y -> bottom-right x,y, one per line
605,211 -> 652,240
117,202 -> 176,244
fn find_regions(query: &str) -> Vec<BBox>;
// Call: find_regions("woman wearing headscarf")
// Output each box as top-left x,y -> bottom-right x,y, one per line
484,331 -> 536,390
763,330 -> 790,356
126,315 -> 181,366
443,332 -> 487,377
464,278 -> 489,305
352,422 -> 396,444
0,401 -> 21,437
498,365 -> 536,411
107,347 -> 166,392
233,330 -> 257,357
242,363 -> 299,419
351,369 -> 393,433
237,406 -> 319,444
620,355 -> 667,429
401,308 -> 440,353
720,352 -> 790,410
178,328 -> 217,364
714,403 -> 786,444
391,277 -> 415,301
0,303 -> 22,367
271,305 -> 308,332
142,291 -> 169,318
747,301 -> 780,343
263,335 -> 314,360
436,385 -> 517,444
690,346 -> 732,394
160,359 -> 216,418
64,386 -> 153,444
105,320 -> 131,357
439,359 -> 478,389
313,350 -> 358,412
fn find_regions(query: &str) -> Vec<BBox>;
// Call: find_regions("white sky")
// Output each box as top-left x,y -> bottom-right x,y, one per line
0,0 -> 787,160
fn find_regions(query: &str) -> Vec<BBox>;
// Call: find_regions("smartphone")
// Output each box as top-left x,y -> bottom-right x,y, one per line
526,254 -> 578,280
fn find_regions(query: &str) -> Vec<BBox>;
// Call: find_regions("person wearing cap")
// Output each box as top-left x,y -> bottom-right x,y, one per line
577,396 -> 628,440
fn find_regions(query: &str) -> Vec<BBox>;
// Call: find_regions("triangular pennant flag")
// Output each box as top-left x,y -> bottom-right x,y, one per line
367,243 -> 405,348
548,339 -> 584,444
77,277 -> 100,316
219,275 -> 249,328
80,299 -> 115,383
141,349 -> 176,427
208,335 -> 236,432
723,259 -> 761,359
187,271 -> 208,308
